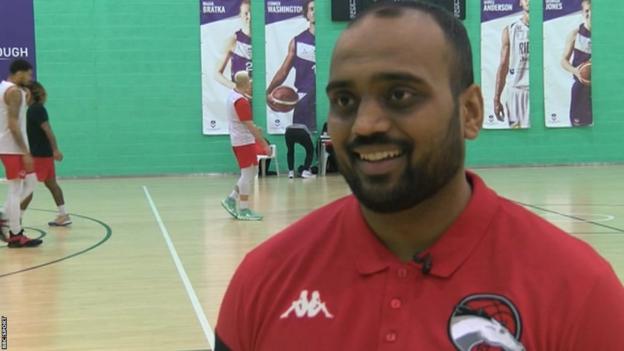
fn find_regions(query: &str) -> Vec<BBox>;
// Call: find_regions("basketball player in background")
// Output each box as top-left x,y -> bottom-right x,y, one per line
561,0 -> 592,127
0,60 -> 41,247
20,81 -> 71,227
266,0 -> 317,178
215,0 -> 252,89
221,71 -> 270,221
493,0 -> 530,128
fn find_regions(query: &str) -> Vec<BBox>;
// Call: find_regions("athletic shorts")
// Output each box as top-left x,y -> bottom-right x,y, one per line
33,157 -> 56,181
505,87 -> 530,128
233,143 -> 258,169
0,154 -> 27,180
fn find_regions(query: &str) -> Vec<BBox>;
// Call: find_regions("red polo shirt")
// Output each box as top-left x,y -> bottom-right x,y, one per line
215,172 -> 624,350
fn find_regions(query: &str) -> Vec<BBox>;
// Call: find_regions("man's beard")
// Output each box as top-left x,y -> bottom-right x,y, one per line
337,104 -> 464,214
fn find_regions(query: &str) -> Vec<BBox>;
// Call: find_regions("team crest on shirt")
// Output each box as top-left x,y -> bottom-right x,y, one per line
448,294 -> 525,351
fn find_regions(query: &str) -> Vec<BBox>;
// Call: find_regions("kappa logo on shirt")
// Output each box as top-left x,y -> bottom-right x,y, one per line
280,290 -> 334,319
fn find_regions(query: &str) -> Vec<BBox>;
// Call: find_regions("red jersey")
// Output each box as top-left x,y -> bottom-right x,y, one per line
216,172 -> 624,350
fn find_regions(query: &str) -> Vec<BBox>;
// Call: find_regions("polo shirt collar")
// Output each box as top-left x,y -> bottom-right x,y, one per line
346,171 -> 500,278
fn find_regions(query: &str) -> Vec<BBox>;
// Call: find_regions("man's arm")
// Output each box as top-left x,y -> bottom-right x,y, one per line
215,34 -> 237,90
40,122 -> 63,161
493,27 -> 510,121
242,120 -> 269,155
215,254 -> 258,351
266,39 -> 296,104
5,87 -> 33,170
561,28 -> 582,80
234,98 -> 270,154
562,267 -> 624,349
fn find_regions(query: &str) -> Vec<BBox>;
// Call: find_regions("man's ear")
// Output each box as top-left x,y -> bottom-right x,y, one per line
460,84 -> 484,140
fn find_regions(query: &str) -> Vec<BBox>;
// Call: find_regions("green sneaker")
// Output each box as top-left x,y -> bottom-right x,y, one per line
236,208 -> 263,221
221,197 -> 238,218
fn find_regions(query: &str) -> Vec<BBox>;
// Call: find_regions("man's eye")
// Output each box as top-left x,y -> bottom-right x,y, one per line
388,89 -> 413,102
331,93 -> 356,109
337,95 -> 354,107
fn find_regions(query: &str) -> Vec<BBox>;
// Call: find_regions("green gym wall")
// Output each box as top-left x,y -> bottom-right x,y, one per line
28,0 -> 623,177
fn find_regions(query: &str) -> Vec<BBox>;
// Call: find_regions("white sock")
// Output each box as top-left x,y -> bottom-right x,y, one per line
58,205 -> 67,216
239,201 -> 249,210
6,180 -> 23,234
20,173 -> 37,201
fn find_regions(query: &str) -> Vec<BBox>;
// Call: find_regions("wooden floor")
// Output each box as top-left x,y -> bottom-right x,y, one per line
1,165 -> 623,350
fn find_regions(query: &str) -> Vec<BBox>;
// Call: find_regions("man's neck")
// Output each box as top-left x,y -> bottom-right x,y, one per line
360,170 -> 472,262
522,12 -> 529,26
309,23 -> 315,36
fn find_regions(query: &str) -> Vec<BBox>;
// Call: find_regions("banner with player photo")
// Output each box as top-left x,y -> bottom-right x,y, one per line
481,0 -> 530,129
200,0 -> 252,135
265,0 -> 317,134
543,0 -> 593,128
0,0 -> 37,78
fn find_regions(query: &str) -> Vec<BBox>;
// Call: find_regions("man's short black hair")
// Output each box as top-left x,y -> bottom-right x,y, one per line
9,59 -> 33,75
349,0 -> 474,96
28,81 -> 46,103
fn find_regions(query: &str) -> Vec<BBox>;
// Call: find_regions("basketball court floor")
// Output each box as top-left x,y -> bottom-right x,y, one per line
1,165 -> 623,350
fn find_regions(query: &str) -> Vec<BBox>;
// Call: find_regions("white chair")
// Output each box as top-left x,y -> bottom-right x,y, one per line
257,144 -> 280,177
318,134 -> 332,176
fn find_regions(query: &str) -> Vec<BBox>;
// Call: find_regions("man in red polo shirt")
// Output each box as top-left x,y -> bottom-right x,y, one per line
215,2 -> 624,350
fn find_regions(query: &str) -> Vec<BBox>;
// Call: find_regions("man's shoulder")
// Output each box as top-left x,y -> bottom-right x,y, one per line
27,103 -> 47,118
494,197 -> 613,276
28,102 -> 45,111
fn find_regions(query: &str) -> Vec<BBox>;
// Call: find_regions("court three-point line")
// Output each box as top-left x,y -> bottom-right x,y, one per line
143,186 -> 215,350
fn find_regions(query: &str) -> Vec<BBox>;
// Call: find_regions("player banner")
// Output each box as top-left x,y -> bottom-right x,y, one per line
0,0 -> 37,78
481,0 -> 530,129
200,0 -> 252,135
265,0 -> 317,134
543,0 -> 593,128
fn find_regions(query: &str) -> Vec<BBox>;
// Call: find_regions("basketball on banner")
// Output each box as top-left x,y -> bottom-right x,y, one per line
268,86 -> 299,113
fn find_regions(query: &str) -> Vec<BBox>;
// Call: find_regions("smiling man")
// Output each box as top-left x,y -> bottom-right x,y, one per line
214,2 -> 624,350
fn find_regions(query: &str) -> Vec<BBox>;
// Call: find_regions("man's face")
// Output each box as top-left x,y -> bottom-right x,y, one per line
15,70 -> 33,87
247,79 -> 253,96
520,0 -> 529,13
306,2 -> 315,24
240,3 -> 251,27
582,2 -> 591,27
326,11 -> 465,213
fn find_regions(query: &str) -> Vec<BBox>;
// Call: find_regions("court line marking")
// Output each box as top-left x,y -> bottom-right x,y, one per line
518,202 -> 624,233
0,211 -> 112,278
143,186 -> 215,350
533,213 -> 615,223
